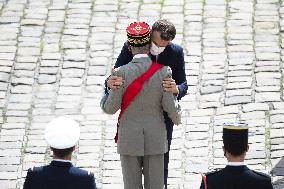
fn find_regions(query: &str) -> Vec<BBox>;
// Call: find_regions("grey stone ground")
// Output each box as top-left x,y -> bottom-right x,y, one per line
0,0 -> 283,188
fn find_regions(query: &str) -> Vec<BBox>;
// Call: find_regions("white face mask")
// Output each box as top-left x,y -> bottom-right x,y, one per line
150,42 -> 166,56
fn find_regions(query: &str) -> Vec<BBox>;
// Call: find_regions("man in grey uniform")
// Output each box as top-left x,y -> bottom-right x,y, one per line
101,21 -> 181,189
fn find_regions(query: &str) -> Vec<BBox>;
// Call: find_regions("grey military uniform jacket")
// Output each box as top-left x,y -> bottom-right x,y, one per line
101,55 -> 181,156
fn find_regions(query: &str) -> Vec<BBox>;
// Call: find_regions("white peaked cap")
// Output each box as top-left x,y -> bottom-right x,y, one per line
44,116 -> 80,149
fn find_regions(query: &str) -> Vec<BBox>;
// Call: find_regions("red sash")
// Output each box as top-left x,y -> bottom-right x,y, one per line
201,174 -> 208,189
114,61 -> 163,143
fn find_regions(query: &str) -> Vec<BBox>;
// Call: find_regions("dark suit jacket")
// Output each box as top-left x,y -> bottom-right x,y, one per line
200,165 -> 273,189
111,42 -> 188,101
23,161 -> 97,189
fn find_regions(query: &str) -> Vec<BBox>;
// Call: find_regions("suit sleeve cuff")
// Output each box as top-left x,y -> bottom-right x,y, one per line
176,85 -> 182,100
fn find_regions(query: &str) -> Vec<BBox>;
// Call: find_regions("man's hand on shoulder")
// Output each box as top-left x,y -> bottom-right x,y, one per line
162,77 -> 179,95
107,68 -> 124,90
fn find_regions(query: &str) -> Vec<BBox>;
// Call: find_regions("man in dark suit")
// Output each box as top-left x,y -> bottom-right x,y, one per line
200,122 -> 273,189
105,19 -> 187,188
23,116 -> 97,189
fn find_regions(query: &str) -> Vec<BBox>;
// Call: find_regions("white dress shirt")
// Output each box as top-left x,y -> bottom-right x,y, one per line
227,162 -> 245,166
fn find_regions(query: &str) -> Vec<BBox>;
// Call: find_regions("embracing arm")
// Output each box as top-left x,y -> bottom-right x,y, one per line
103,42 -> 133,95
162,91 -> 181,125
173,47 -> 188,100
101,69 -> 124,114
162,68 -> 181,125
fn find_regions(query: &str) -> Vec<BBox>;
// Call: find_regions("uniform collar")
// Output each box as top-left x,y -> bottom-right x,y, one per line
132,54 -> 151,64
227,162 -> 245,166
51,159 -> 73,167
133,54 -> 149,59
224,164 -> 249,173
53,159 -> 72,163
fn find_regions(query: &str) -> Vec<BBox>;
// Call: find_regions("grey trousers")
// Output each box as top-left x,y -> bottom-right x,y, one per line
120,154 -> 164,189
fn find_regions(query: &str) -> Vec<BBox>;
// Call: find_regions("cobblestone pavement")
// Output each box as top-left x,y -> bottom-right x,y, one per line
0,0 -> 284,188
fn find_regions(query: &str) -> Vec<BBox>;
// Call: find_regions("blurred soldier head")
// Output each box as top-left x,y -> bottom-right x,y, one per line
222,122 -> 249,161
45,116 -> 80,159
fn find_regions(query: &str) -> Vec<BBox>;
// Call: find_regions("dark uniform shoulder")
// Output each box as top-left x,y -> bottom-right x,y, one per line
24,166 -> 46,186
251,170 -> 271,180
243,169 -> 273,189
69,167 -> 96,189
24,167 -> 44,189
31,166 -> 44,172
204,169 -> 225,184
70,166 -> 87,174
205,169 -> 223,177
69,167 -> 94,177
26,166 -> 45,176
200,169 -> 224,189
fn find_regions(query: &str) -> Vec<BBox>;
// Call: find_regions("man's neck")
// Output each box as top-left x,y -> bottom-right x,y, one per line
226,155 -> 245,166
53,155 -> 72,161
227,155 -> 245,163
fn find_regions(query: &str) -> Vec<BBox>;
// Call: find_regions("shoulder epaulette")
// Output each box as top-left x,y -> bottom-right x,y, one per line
205,169 -> 221,177
31,166 -> 43,173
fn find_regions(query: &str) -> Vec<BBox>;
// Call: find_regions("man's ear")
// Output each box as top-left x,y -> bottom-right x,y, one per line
246,144 -> 249,152
222,146 -> 226,157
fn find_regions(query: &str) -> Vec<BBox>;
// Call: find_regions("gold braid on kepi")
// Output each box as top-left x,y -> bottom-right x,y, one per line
126,22 -> 151,47
223,122 -> 248,149
223,122 -> 248,130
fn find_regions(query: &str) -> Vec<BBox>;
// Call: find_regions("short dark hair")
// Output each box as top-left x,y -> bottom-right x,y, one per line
223,130 -> 248,156
129,44 -> 150,55
51,147 -> 74,158
152,19 -> 176,41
